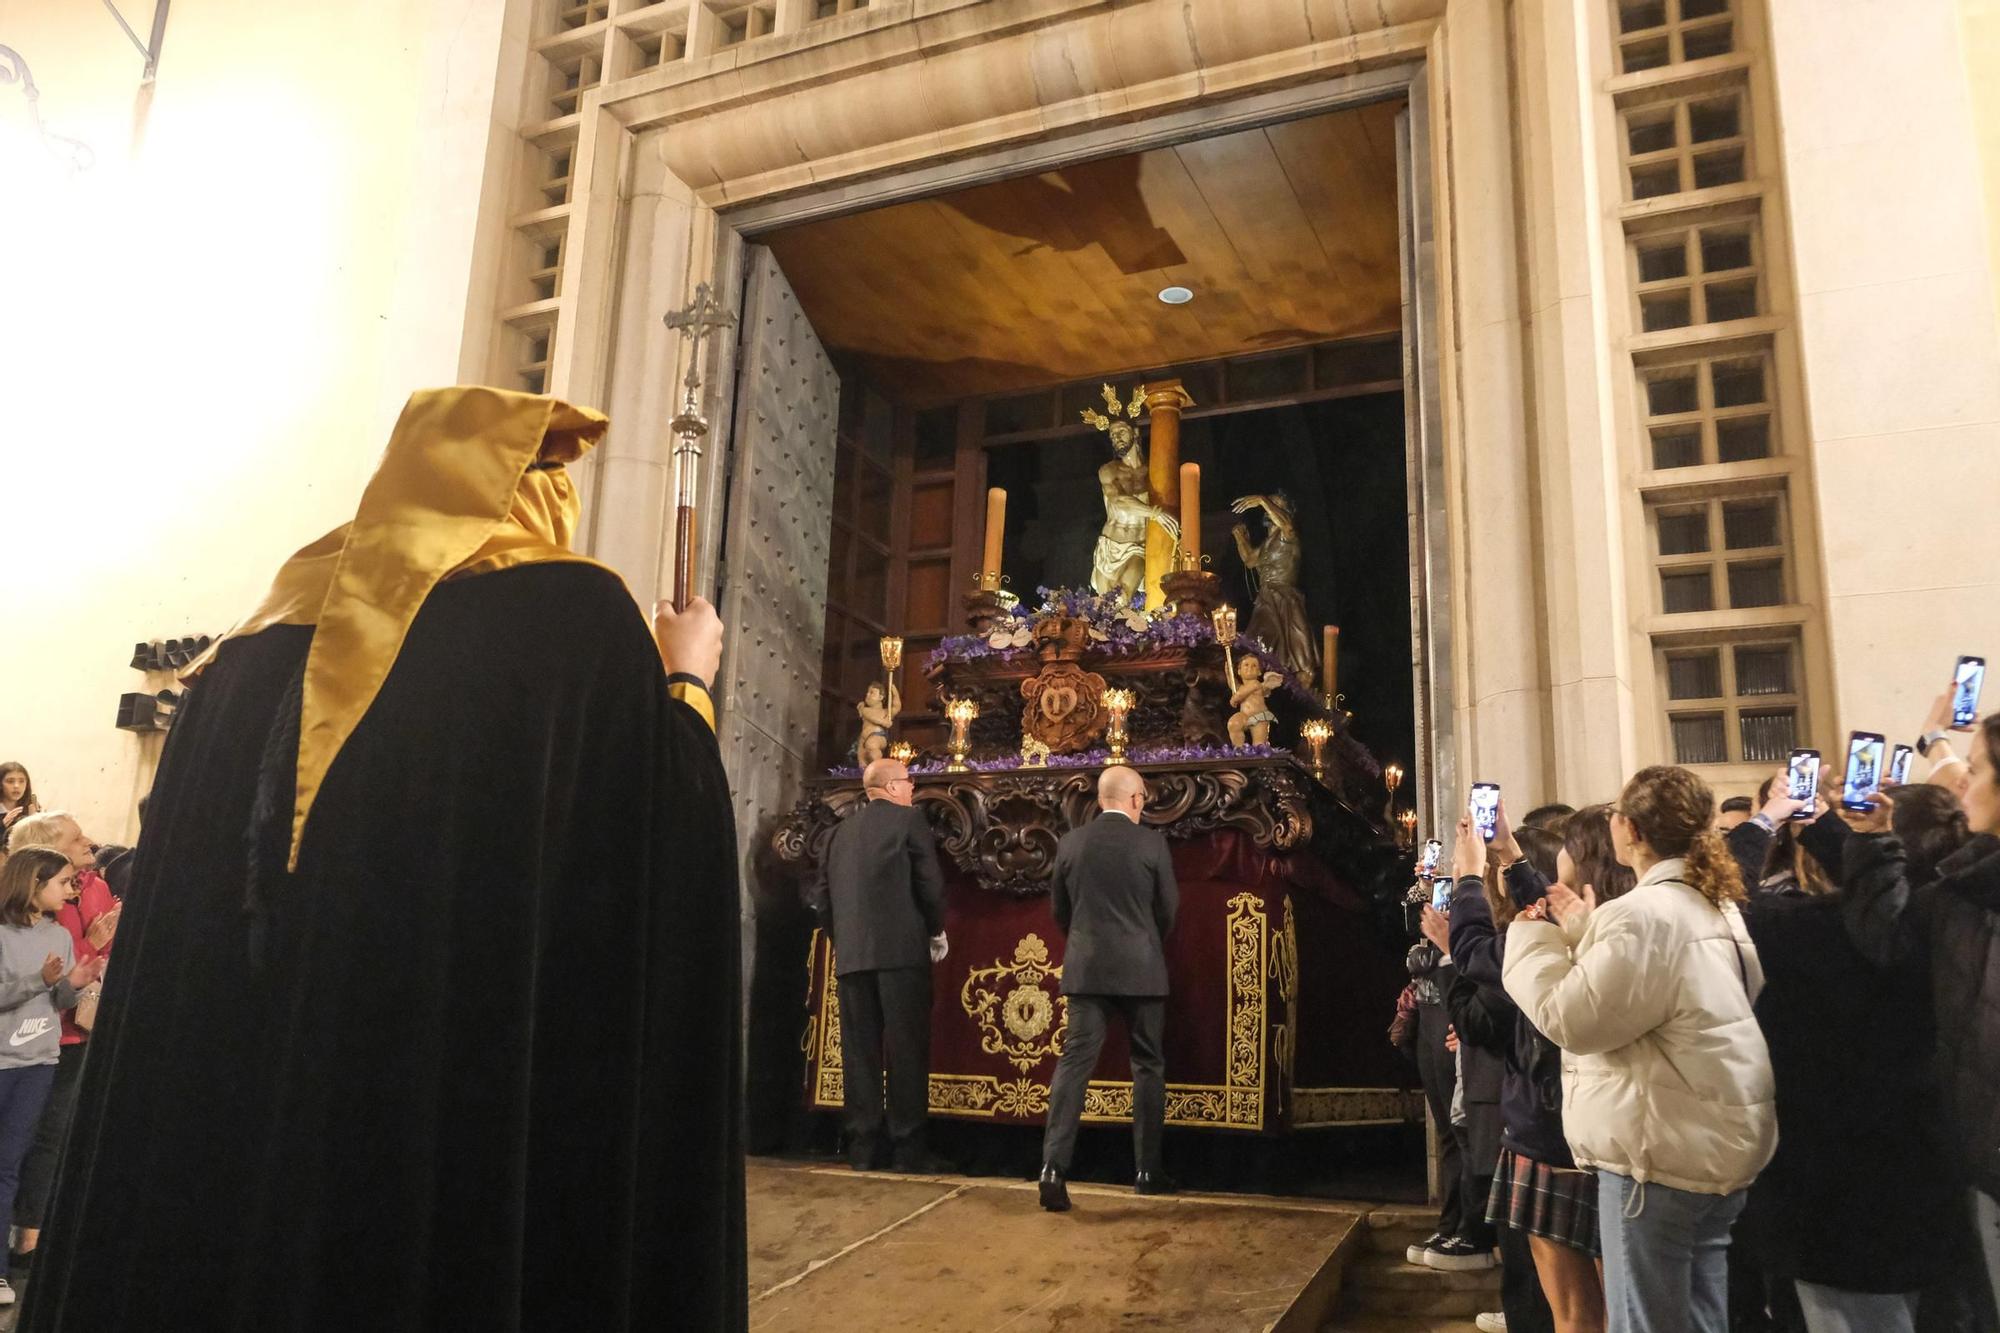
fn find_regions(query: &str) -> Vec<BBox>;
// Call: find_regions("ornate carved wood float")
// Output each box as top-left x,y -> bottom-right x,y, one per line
773,754 -> 1387,896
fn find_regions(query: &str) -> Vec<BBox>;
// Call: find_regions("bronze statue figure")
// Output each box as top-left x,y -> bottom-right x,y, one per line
1231,491 -> 1318,683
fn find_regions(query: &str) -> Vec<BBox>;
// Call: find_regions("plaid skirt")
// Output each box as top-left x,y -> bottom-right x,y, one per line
1486,1146 -> 1600,1257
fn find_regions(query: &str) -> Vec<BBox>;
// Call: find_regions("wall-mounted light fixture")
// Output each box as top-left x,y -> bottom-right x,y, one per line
0,46 -> 95,173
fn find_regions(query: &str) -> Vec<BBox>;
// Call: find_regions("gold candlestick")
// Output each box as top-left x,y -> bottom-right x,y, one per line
944,697 -> 978,773
1300,718 -> 1332,782
1383,761 -> 1405,834
1103,688 -> 1135,766
888,741 -> 915,764
1397,808 -> 1418,848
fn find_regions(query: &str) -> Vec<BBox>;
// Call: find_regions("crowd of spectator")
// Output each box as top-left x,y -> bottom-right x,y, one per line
1393,687 -> 2000,1333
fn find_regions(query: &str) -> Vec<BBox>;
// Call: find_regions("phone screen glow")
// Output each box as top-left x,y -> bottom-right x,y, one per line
1843,735 -> 1886,810
1888,745 -> 1914,786
1469,785 -> 1500,842
1786,750 -> 1820,818
1953,658 -> 1986,728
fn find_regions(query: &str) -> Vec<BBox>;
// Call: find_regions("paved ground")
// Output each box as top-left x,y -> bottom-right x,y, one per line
747,1159 -> 1364,1331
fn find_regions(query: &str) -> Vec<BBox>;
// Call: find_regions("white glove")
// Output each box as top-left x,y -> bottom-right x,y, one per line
928,933 -> 949,964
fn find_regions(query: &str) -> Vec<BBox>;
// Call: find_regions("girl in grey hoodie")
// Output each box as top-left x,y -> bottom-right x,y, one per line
0,849 -> 104,1308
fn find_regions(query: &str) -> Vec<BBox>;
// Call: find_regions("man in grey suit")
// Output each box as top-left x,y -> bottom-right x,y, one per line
1038,765 -> 1180,1211
814,757 -> 949,1172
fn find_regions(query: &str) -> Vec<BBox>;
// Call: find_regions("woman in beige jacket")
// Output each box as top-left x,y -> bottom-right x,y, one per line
1503,766 -> 1776,1333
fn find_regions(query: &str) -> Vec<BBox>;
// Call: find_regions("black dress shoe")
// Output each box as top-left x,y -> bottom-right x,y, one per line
1134,1171 -> 1177,1196
847,1134 -> 885,1171
1038,1165 -> 1071,1212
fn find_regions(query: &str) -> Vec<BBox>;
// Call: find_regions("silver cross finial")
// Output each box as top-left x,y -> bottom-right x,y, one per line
664,282 -> 738,403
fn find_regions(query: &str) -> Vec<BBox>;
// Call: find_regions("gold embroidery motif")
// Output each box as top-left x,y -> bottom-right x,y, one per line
1223,892 -> 1266,1127
960,933 -> 1070,1073
809,896 -> 1286,1131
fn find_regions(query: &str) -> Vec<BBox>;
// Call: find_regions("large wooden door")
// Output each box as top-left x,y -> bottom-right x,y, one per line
715,248 -> 840,912
816,400 -> 983,764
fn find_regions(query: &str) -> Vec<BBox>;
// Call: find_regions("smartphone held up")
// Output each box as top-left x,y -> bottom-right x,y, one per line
1469,783 -> 1500,843
1842,731 -> 1887,811
1952,655 -> 1985,729
1785,749 -> 1820,821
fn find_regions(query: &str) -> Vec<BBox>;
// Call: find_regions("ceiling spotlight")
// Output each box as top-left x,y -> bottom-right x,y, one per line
1157,286 -> 1194,305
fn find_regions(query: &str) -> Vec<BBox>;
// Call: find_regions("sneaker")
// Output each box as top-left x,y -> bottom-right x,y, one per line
1476,1314 -> 1507,1333
1404,1230 -> 1448,1265
1420,1235 -> 1497,1272
0,1276 -> 16,1306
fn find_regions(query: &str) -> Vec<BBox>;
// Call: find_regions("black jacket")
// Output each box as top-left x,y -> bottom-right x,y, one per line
816,799 -> 945,976
1446,872 -> 1572,1168
1050,812 -> 1179,996
1724,810 -> 1849,894
1443,968 -> 1508,1172
1739,887 -> 1957,1291
1844,832 -> 2000,1203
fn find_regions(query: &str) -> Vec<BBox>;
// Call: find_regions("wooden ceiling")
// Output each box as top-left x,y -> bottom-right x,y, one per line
761,98 -> 1406,403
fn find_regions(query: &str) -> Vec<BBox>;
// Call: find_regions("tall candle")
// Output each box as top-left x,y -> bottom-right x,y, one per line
981,487 -> 1006,590
1178,462 -> 1201,562
1323,625 -> 1340,700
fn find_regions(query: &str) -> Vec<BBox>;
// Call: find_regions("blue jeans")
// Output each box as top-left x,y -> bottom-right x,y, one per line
1597,1170 -> 1745,1333
0,1064 -> 56,1256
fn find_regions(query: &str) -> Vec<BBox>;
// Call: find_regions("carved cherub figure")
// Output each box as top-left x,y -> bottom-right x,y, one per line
1226,654 -> 1283,747
855,680 -> 901,765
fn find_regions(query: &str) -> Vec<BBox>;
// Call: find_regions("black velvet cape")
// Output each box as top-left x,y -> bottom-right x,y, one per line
24,562 -> 745,1331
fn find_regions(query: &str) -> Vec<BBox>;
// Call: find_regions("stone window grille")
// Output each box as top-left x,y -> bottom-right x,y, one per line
1638,352 -> 1776,471
1615,0 -> 1735,74
1632,220 -> 1760,332
1660,637 -> 1802,766
1649,492 -> 1788,616
1621,89 -> 1748,201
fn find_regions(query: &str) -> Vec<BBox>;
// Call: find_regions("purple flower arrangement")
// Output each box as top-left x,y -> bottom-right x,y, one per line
922,585 -> 1306,681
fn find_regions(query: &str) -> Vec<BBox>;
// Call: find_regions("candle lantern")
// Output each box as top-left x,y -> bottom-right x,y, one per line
1211,604 -> 1237,689
1300,718 -> 1333,782
888,741 -> 915,764
944,698 -> 979,773
879,636 -> 904,736
1397,808 -> 1418,848
1383,761 -> 1405,836
1103,688 -> 1135,766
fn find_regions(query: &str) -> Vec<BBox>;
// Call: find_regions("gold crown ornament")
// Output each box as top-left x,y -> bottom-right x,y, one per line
1079,383 -> 1147,434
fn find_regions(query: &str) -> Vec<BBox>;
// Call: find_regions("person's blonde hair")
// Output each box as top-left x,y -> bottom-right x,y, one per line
1618,766 -> 1745,909
0,848 -> 67,929
5,810 -> 73,854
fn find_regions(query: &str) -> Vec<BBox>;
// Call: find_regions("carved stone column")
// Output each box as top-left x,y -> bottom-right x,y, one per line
1142,379 -> 1194,609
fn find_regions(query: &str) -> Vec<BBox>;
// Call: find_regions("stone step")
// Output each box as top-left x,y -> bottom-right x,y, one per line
1347,1251 -> 1500,1293
1335,1239 -> 1502,1323
1360,1204 -> 1441,1257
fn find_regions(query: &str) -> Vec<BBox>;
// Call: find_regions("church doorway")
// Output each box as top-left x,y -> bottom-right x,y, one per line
719,90 -> 1446,1183
740,96 -> 1427,786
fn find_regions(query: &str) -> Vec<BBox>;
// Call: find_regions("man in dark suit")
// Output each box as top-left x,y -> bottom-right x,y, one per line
1038,765 -> 1179,1211
814,757 -> 948,1171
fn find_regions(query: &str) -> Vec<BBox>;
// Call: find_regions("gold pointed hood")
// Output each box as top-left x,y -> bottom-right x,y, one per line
188,387 -> 612,869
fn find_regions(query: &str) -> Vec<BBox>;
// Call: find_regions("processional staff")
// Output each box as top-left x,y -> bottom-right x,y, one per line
662,282 -> 738,611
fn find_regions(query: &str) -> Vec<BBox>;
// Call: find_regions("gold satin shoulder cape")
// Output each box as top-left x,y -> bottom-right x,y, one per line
187,387 -> 648,871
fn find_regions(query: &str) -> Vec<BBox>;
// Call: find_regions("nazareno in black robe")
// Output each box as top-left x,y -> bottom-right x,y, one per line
23,560 -> 745,1331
